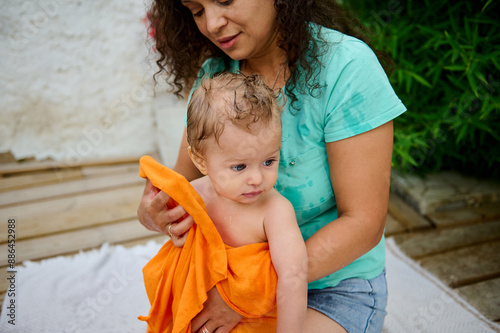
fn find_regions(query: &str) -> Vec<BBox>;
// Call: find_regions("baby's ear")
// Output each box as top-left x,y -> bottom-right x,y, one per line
188,146 -> 208,175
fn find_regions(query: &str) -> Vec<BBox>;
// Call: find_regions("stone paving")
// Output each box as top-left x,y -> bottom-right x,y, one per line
386,170 -> 500,324
391,170 -> 500,215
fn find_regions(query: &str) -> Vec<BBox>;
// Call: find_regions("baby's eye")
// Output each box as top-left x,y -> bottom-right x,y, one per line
232,164 -> 246,171
263,159 -> 276,167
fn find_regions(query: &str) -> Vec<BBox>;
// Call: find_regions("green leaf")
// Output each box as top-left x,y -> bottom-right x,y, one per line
491,57 -> 500,71
471,118 -> 500,141
482,0 -> 494,12
444,65 -> 466,71
479,97 -> 495,120
407,71 -> 433,88
456,124 -> 469,144
405,76 -> 412,94
467,72 -> 479,97
464,17 -> 471,41
475,71 -> 488,86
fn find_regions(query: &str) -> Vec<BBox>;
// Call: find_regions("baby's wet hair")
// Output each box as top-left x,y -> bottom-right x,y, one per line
187,72 -> 283,158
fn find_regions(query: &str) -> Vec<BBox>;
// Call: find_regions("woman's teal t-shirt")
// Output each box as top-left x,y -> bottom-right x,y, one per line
188,24 -> 406,289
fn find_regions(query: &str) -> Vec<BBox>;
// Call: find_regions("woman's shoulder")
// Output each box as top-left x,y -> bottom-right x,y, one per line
199,57 -> 238,76
200,57 -> 225,71
311,22 -> 377,64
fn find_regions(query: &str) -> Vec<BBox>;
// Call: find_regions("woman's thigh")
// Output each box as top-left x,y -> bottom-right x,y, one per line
304,307 -> 347,333
305,270 -> 388,333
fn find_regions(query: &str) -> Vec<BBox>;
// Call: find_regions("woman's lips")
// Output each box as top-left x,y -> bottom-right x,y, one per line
218,33 -> 240,49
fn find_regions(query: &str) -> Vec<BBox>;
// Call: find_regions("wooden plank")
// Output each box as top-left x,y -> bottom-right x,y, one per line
81,163 -> 139,177
0,170 -> 143,207
0,168 -> 83,193
418,241 -> 500,288
0,270 -> 8,298
120,234 -> 169,249
0,155 -> 144,175
388,192 -> 433,231
0,219 -> 157,266
427,202 -> 500,228
393,220 -> 500,259
0,184 -> 144,241
456,277 -> 500,321
456,277 -> 500,322
426,209 -> 482,228
476,203 -> 500,220
385,212 -> 407,236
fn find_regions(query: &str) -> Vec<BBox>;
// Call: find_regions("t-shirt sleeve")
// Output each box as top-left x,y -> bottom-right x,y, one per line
323,42 -> 406,142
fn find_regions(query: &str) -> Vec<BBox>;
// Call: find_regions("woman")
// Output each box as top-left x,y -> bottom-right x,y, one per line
138,0 -> 406,332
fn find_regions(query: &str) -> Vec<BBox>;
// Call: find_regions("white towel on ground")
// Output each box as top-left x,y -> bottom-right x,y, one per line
384,238 -> 499,333
0,239 -> 498,333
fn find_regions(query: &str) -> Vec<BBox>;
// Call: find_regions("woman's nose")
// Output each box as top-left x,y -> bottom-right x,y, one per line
205,7 -> 227,34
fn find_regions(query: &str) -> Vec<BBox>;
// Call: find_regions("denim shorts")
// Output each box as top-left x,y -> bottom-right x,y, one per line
307,269 -> 387,333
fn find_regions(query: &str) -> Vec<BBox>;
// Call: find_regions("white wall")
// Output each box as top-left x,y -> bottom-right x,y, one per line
0,0 -> 185,166
153,89 -> 187,167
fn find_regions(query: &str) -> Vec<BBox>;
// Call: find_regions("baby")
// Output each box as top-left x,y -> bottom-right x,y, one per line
139,73 -> 307,333
186,72 -> 308,333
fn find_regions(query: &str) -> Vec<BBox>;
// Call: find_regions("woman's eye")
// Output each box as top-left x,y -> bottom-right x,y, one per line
263,159 -> 275,167
219,0 -> 233,6
192,9 -> 203,17
232,164 -> 246,172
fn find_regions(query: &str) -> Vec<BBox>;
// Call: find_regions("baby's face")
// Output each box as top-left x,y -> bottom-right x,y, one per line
202,119 -> 282,204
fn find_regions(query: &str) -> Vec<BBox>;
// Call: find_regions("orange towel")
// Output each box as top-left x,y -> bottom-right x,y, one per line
138,156 -> 277,333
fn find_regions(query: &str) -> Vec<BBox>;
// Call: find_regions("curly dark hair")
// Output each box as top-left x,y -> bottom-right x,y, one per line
148,0 -> 394,110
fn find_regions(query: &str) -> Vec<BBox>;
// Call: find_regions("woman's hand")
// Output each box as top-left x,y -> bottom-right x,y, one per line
191,287 -> 243,333
137,178 -> 195,247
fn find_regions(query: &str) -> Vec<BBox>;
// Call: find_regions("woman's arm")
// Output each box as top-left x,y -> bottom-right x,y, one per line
137,127 -> 202,246
305,121 -> 393,282
173,127 -> 204,181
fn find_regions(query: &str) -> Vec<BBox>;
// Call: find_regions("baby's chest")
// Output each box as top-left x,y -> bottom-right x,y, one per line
207,205 -> 267,247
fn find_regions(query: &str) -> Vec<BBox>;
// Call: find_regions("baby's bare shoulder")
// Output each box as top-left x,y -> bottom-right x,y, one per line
190,176 -> 212,202
263,189 -> 295,213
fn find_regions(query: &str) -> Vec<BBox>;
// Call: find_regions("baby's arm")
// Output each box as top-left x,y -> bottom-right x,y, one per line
264,194 -> 308,333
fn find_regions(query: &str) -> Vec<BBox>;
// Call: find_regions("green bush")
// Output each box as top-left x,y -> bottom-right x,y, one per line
345,0 -> 500,179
